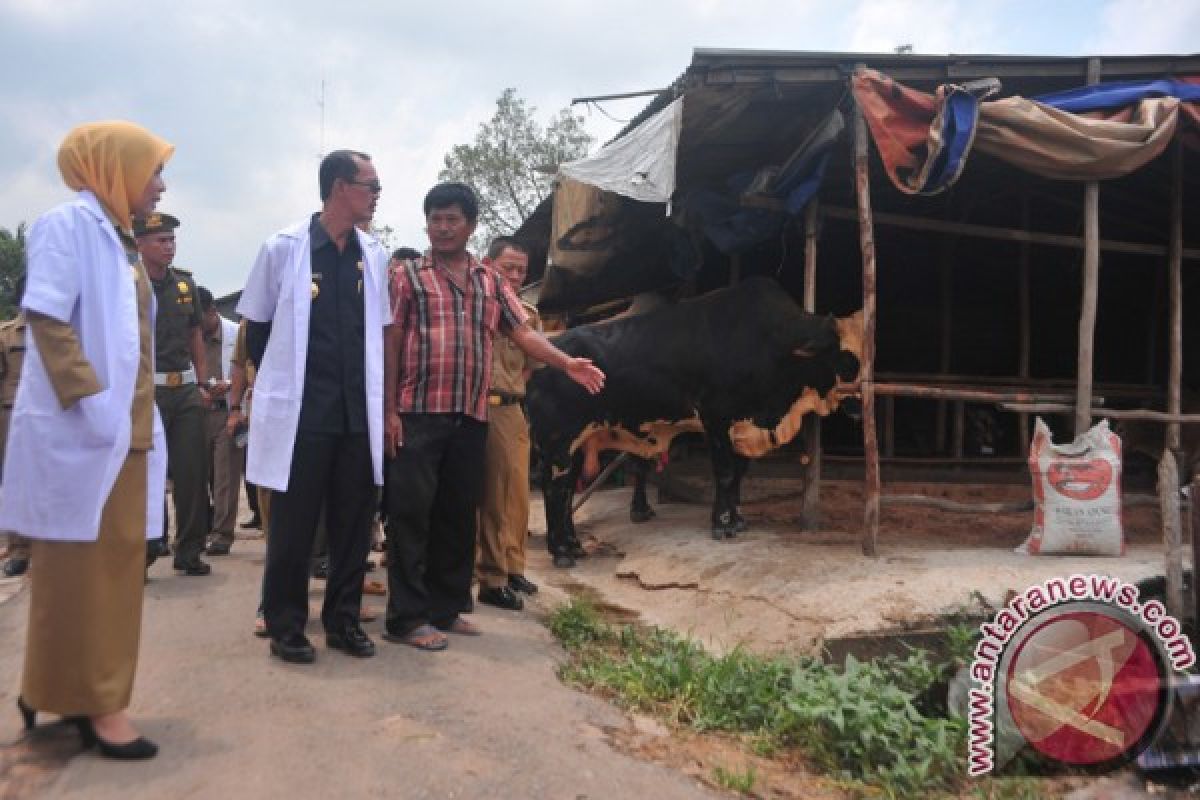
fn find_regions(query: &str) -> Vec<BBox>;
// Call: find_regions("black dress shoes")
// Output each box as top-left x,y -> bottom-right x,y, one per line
270,634 -> 316,664
73,719 -> 158,760
206,540 -> 232,556
478,585 -> 524,611
3,556 -> 29,577
508,574 -> 538,595
326,625 -> 376,658
173,559 -> 212,576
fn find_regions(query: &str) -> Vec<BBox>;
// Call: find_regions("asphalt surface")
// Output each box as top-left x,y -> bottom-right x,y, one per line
0,533 -> 716,799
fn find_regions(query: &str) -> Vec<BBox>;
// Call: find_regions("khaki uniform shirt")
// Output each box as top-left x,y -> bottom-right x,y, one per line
489,300 -> 541,398
150,266 -> 201,372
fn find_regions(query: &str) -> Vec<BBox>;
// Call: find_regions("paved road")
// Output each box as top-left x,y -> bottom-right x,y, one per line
0,536 -> 715,799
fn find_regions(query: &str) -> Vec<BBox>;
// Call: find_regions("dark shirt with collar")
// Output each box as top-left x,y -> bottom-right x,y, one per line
297,212 -> 367,434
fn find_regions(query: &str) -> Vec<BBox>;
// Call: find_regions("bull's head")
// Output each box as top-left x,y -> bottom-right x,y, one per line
730,309 -> 866,457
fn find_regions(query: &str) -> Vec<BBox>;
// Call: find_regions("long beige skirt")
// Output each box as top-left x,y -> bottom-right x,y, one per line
21,451 -> 147,716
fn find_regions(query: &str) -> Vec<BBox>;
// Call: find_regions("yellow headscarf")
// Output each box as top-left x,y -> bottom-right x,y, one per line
57,121 -> 175,232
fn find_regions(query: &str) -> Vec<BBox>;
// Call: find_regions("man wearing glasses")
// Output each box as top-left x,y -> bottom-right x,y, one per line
238,150 -> 391,664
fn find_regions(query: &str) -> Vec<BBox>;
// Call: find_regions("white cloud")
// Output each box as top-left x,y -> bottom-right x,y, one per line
0,0 -> 1192,294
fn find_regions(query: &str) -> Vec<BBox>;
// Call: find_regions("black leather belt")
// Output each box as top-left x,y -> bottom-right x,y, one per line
487,391 -> 523,407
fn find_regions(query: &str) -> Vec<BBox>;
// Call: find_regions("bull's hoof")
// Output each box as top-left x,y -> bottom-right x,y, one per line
710,525 -> 738,540
630,507 -> 656,524
567,539 -> 588,558
735,514 -> 748,533
552,553 -> 577,569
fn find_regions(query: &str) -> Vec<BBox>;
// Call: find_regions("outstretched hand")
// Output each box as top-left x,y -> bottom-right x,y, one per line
565,357 -> 605,394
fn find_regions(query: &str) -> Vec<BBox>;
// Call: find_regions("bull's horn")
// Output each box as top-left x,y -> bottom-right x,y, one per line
793,347 -> 815,358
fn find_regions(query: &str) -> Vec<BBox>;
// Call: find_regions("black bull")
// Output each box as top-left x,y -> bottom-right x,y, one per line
527,277 -> 862,566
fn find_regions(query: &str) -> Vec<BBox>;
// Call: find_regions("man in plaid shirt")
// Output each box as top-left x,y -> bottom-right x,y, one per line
382,183 -> 603,650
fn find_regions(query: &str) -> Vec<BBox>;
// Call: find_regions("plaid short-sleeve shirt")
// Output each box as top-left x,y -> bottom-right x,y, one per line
389,252 -> 529,421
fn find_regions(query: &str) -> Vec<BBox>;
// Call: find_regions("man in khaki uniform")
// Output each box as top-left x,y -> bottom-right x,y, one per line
135,212 -> 211,576
0,297 -> 28,577
476,238 -> 540,610
197,287 -> 240,555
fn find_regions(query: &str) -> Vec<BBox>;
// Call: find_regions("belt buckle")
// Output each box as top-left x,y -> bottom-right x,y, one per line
488,394 -> 502,406
166,372 -> 182,387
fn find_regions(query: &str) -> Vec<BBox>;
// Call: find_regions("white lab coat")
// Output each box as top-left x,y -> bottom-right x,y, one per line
0,191 -> 167,541
236,218 -> 391,491
218,317 -> 238,381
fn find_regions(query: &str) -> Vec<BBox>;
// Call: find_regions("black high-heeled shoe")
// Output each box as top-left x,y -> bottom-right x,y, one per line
72,718 -> 159,760
17,696 -> 35,730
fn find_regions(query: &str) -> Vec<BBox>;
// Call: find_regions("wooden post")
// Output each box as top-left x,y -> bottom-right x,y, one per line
1074,59 -> 1102,437
801,200 -> 822,529
1165,137 -> 1185,621
1161,452 -> 1184,620
853,81 -> 881,557
1167,139 -> 1183,455
1018,193 -> 1032,456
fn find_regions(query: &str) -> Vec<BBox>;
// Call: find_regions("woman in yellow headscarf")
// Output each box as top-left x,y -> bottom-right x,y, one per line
0,121 -> 173,760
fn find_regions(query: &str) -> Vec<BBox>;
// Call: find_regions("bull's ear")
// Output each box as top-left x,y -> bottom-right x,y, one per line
834,351 -> 860,382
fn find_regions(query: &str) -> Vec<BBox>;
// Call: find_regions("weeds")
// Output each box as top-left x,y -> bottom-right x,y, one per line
550,598 -> 968,798
712,764 -> 758,795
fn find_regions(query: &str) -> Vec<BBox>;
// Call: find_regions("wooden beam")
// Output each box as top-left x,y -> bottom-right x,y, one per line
821,207 -> 1200,260
871,382 -> 1076,404
853,83 -> 881,558
999,403 -> 1200,423
1077,56 -> 1103,438
801,200 -> 821,530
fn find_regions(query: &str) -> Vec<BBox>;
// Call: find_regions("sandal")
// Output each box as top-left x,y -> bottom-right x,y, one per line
382,624 -> 448,651
436,616 -> 481,636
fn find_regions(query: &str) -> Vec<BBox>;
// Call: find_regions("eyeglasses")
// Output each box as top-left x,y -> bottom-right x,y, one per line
346,179 -> 383,194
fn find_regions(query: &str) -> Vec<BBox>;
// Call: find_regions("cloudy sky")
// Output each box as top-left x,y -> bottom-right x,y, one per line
1,0 -> 1196,295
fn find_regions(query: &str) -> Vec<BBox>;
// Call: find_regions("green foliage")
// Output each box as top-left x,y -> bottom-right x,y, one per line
549,600 -> 968,799
0,223 -> 27,319
944,623 -> 982,668
439,88 -> 593,250
712,764 -> 757,795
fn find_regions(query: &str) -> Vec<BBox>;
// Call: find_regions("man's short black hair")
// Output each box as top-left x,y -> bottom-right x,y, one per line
423,182 -> 478,223
391,247 -> 421,262
486,236 -> 528,261
197,286 -> 214,311
319,150 -> 370,202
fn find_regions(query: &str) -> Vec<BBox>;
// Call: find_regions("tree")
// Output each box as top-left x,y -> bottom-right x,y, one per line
0,223 -> 26,319
440,88 -> 593,251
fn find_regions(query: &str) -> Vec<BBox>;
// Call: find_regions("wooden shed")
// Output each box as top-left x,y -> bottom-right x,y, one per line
518,48 -> 1200,615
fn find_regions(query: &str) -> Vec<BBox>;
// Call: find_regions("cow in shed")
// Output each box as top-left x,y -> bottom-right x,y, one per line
527,277 -> 863,567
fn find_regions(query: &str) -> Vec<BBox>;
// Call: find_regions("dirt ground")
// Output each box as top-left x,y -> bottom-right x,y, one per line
538,477 -> 1174,655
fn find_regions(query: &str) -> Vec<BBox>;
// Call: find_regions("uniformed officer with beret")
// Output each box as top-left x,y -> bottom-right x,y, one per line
134,212 -> 211,576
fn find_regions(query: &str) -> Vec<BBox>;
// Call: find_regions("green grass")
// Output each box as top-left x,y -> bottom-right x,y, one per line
549,598 -> 969,799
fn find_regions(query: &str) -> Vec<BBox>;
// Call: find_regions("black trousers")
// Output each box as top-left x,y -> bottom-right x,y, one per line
385,414 -> 487,635
263,431 -> 374,640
